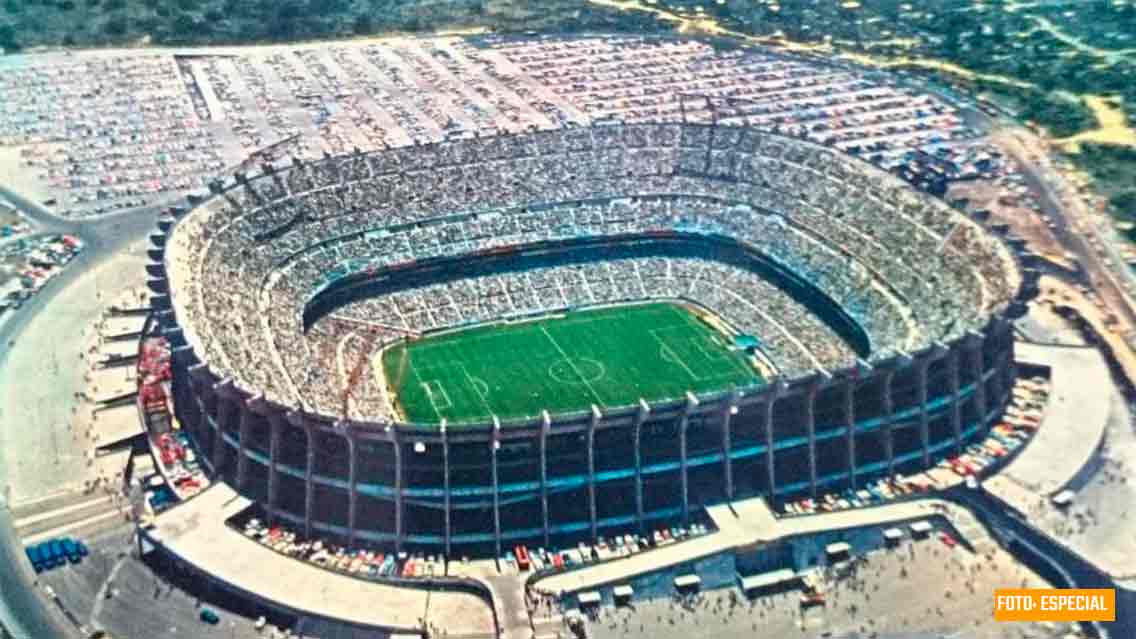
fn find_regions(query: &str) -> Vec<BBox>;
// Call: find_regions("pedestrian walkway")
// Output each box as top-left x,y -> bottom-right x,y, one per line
533,497 -> 982,596
143,483 -> 496,636
987,342 -> 1110,504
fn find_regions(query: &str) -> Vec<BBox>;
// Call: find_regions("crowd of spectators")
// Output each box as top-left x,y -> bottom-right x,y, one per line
163,122 -> 1019,422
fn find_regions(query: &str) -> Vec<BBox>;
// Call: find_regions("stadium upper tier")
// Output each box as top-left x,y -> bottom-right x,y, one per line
162,123 -> 1020,424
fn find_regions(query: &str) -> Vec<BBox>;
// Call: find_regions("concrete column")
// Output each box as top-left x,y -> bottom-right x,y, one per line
491,417 -> 502,559
304,423 -> 316,540
212,390 -> 235,473
391,428 -> 404,552
989,339 -> 1005,408
721,391 -> 739,501
969,333 -> 987,424
917,358 -> 931,467
763,394 -> 776,497
680,392 -> 698,524
997,321 -> 1014,403
948,349 -> 963,454
881,371 -> 895,478
442,421 -> 451,558
200,382 -> 219,431
805,382 -> 818,499
237,402 -> 252,492
183,361 -> 202,426
346,428 -> 358,546
635,399 -> 649,534
540,411 -> 551,548
588,405 -> 600,542
267,410 -> 282,524
191,379 -> 217,473
844,382 -> 856,490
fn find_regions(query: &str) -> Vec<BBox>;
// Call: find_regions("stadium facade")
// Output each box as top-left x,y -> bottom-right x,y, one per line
145,123 -> 1035,556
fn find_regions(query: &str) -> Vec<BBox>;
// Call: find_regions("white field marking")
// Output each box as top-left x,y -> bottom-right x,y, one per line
408,353 -> 446,423
548,358 -> 606,385
459,363 -> 495,417
670,305 -> 757,379
421,379 -> 453,411
688,334 -> 752,379
652,328 -> 702,382
538,324 -> 604,406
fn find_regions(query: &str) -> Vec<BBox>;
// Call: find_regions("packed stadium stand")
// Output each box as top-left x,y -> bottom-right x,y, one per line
146,122 -> 1033,555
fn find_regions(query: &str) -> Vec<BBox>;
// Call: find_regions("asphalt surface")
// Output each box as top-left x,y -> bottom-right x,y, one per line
0,187 -> 160,341
0,185 -> 165,639
998,131 -> 1136,330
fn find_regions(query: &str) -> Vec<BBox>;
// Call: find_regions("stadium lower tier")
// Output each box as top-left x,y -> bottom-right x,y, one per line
171,316 -> 1014,556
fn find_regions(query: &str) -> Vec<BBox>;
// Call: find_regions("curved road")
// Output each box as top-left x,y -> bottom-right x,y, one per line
0,186 -> 164,639
0,186 -> 161,351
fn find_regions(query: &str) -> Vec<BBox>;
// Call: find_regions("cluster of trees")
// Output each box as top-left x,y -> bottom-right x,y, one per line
1017,90 -> 1097,138
1072,143 -> 1136,229
1113,191 -> 1136,221
0,0 -> 681,50
0,0 -> 510,49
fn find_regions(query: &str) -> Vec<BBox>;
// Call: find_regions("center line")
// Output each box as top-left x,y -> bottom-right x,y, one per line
539,323 -> 603,407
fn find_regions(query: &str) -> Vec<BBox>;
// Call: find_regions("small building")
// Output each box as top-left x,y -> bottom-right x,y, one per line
734,335 -> 761,353
883,527 -> 904,547
578,591 -> 601,609
910,520 -> 934,539
1051,489 -> 1075,508
738,568 -> 803,597
674,574 -> 701,593
825,542 -> 852,562
612,584 -> 634,605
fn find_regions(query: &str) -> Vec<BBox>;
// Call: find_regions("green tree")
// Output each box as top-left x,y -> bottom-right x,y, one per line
1112,191 -> 1136,217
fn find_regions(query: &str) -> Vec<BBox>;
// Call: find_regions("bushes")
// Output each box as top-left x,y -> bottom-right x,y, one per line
1018,90 -> 1097,138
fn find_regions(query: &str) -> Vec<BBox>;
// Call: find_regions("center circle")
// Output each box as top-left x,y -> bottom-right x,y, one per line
548,358 -> 605,384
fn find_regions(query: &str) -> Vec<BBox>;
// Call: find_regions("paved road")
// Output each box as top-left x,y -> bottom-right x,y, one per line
0,505 -> 76,639
0,186 -> 166,639
997,130 -> 1136,331
0,186 -> 163,356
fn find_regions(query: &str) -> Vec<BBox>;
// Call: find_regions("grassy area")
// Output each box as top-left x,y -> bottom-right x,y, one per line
381,302 -> 762,425
1068,142 -> 1136,240
0,0 -> 659,50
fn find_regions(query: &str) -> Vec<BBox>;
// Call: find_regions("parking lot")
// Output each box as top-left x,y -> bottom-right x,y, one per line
0,232 -> 83,318
0,34 -> 985,219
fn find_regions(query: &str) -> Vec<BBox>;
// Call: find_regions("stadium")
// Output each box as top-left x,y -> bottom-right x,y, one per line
146,122 -> 1033,558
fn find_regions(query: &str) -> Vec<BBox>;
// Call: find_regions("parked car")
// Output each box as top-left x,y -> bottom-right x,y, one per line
199,608 -> 220,625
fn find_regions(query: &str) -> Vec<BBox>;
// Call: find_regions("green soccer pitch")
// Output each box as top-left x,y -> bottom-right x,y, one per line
380,302 -> 763,425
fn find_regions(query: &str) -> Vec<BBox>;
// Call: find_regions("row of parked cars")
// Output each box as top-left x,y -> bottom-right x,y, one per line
780,376 -> 1051,518
25,537 -> 89,573
781,477 -> 932,516
0,234 -> 84,317
943,376 -> 1049,479
506,522 -> 714,573
238,517 -> 447,580
236,512 -> 716,582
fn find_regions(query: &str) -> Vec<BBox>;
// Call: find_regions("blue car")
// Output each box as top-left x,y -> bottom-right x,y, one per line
47,540 -> 66,569
61,538 -> 81,564
25,545 -> 45,573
